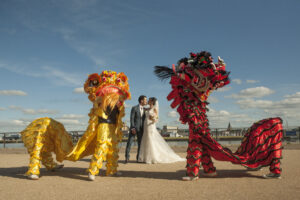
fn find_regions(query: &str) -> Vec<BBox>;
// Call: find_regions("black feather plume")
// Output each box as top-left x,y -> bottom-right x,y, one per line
154,66 -> 175,81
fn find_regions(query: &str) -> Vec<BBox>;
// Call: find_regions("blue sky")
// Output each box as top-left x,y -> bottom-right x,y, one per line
0,0 -> 300,132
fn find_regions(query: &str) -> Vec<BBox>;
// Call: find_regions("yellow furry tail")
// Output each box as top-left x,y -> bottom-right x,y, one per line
21,117 -> 74,175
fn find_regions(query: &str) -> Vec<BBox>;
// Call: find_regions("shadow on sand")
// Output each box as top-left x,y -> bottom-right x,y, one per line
0,164 -> 263,181
120,169 -> 263,180
0,166 -> 89,181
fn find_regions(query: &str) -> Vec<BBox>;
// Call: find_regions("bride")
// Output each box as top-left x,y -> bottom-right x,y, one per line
138,97 -> 185,164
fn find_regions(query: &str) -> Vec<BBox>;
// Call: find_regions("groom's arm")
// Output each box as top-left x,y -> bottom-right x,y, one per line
130,106 -> 136,134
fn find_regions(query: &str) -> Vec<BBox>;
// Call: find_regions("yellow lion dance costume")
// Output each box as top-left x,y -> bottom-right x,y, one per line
21,70 -> 131,180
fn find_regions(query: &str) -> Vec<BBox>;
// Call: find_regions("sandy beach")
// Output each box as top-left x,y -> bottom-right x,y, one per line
0,144 -> 300,200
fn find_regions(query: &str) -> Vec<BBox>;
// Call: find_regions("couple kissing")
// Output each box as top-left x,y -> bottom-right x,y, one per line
125,95 -> 184,164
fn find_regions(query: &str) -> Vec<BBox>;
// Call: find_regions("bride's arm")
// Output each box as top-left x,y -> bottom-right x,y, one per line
153,108 -> 158,119
149,108 -> 158,123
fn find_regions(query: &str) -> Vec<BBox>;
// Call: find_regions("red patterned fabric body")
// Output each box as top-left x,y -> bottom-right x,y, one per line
167,70 -> 283,177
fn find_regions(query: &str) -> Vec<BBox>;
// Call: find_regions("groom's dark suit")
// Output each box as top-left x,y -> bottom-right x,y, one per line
125,104 -> 146,161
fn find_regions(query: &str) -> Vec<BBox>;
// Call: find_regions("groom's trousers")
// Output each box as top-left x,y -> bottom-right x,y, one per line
125,130 -> 143,161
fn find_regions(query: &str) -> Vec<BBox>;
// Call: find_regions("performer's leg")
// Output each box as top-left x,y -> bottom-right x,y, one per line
186,142 -> 202,177
106,142 -> 119,176
269,145 -> 282,175
125,133 -> 135,160
186,127 -> 202,178
88,139 -> 109,176
88,123 -> 116,180
269,158 -> 281,174
26,135 -> 45,178
263,158 -> 282,179
40,151 -> 59,171
200,146 -> 217,174
185,119 -> 216,179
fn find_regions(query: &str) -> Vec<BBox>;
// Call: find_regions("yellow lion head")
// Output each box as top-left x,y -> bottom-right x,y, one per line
84,70 -> 131,110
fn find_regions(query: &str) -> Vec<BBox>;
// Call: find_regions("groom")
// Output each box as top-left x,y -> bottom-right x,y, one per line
125,95 -> 147,163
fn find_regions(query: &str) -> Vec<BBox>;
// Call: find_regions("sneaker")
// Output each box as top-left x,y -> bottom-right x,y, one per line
245,166 -> 262,171
263,173 -> 281,179
107,171 -> 122,177
203,171 -> 217,177
51,164 -> 64,172
182,176 -> 199,181
28,174 -> 39,180
88,173 -> 95,181
114,171 -> 122,176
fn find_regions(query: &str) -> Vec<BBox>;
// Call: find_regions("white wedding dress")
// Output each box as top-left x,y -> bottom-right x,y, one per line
138,108 -> 185,164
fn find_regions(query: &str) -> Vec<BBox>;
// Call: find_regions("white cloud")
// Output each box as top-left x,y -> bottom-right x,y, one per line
0,119 -> 31,132
0,62 -> 83,86
208,96 -> 219,103
124,103 -> 131,108
9,105 -> 59,115
50,1 -> 164,67
236,99 -> 273,109
0,115 -> 87,131
207,107 -> 255,128
216,86 -> 232,92
0,119 -> 30,127
73,87 -> 85,93
9,105 -> 22,110
0,90 -> 27,96
168,111 -> 178,118
219,110 -> 230,116
235,91 -> 300,127
55,119 -> 82,125
60,114 -> 85,119
55,115 -> 88,126
11,120 -> 28,126
232,79 -> 242,85
0,107 -> 5,111
24,109 -> 58,115
55,113 -> 88,126
208,108 -> 243,119
42,66 -> 81,86
284,92 -> 300,98
227,86 -> 274,99
246,80 -> 260,84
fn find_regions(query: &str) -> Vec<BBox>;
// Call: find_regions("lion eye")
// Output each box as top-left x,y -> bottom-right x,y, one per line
89,79 -> 99,87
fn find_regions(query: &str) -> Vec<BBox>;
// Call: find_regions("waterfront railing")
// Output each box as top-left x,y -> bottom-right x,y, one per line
1,128 -> 299,148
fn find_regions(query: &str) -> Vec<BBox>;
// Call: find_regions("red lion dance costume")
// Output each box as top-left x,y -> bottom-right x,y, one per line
154,51 -> 283,180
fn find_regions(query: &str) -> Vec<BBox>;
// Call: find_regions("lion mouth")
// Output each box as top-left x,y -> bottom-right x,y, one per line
96,86 -> 124,97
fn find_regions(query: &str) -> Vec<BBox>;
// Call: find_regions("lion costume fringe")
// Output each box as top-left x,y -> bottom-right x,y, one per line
154,51 -> 283,179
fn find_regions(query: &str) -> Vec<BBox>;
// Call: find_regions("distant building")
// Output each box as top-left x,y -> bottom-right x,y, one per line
227,122 -> 232,131
162,126 -> 178,134
121,122 -> 129,132
156,127 -> 162,134
162,125 -> 183,137
178,128 -> 189,136
122,122 -> 130,137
